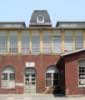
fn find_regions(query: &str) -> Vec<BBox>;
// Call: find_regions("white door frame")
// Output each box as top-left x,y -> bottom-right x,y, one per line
24,68 -> 36,93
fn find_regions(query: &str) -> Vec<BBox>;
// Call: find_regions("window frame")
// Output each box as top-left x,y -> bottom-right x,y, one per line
21,31 -> 30,54
1,67 -> 15,89
52,31 -> 62,53
43,31 -> 52,54
31,32 -> 40,54
64,31 -> 74,52
75,31 -> 83,50
0,31 -> 8,54
45,67 -> 59,87
78,59 -> 85,87
9,31 -> 18,54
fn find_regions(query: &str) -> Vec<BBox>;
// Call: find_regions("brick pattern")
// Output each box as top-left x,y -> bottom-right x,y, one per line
64,51 -> 85,95
0,55 -> 60,94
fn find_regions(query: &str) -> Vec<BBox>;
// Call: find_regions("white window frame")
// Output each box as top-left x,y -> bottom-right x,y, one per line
1,67 -> 15,89
37,15 -> 44,24
78,60 -> 85,87
45,67 -> 59,87
24,67 -> 36,92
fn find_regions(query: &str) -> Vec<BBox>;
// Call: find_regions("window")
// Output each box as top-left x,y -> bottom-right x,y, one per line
79,60 -> 85,87
46,66 -> 59,87
43,32 -> 51,53
37,15 -> 44,24
9,31 -> 18,54
0,31 -> 7,54
64,31 -> 73,52
32,32 -> 40,54
1,66 -> 15,88
52,32 -> 61,53
75,31 -> 83,50
21,31 -> 30,54
2,73 -> 8,80
10,73 -> 15,80
46,73 -> 52,86
24,68 -> 36,87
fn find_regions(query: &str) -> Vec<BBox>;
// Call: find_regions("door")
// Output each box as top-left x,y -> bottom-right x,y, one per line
24,68 -> 36,93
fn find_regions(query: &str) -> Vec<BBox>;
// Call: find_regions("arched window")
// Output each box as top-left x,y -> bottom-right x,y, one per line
1,66 -> 15,88
46,66 -> 59,87
79,60 -> 85,86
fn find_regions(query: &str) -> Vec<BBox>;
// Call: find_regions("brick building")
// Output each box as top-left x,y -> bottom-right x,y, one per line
0,10 -> 85,96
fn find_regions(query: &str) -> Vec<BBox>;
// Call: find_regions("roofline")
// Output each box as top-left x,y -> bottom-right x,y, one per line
0,22 -> 26,26
0,21 -> 25,24
56,21 -> 85,27
57,21 -> 85,23
33,10 -> 48,12
0,27 -> 85,30
61,48 -> 85,57
29,23 -> 52,25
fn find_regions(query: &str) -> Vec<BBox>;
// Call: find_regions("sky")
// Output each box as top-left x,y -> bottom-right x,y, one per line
0,0 -> 85,26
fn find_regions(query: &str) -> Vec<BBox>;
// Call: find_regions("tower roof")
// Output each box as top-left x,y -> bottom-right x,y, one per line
29,10 -> 52,27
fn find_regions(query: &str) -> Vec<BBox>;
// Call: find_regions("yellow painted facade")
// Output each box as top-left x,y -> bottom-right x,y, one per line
0,29 -> 84,55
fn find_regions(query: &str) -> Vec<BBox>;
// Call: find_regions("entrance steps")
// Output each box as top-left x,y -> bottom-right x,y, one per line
44,86 -> 53,94
24,88 -> 36,93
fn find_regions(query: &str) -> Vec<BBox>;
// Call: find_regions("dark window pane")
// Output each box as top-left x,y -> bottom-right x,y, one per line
10,73 -> 15,80
2,73 -> 8,80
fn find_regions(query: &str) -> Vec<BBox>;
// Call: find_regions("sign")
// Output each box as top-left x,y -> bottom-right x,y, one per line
25,62 -> 35,67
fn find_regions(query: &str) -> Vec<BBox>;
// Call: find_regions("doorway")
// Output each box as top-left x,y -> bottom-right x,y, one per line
24,67 -> 36,93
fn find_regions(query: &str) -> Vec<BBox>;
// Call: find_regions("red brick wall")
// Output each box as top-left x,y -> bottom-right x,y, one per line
64,51 -> 85,95
0,54 -> 60,94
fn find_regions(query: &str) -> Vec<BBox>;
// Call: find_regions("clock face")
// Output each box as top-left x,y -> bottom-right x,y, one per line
38,15 -> 43,21
37,15 -> 44,23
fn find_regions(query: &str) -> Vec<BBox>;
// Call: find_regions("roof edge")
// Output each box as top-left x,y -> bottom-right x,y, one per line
61,48 -> 85,57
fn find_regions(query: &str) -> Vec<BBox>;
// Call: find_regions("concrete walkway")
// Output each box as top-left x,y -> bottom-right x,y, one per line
0,94 -> 85,100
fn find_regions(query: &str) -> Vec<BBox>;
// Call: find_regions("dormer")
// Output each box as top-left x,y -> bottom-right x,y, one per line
29,10 -> 52,27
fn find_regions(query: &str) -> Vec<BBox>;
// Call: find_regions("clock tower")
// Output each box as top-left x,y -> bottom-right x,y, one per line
29,10 -> 52,27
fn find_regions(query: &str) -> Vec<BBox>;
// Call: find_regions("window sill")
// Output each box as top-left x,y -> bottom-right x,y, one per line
78,85 -> 85,88
1,87 -> 15,89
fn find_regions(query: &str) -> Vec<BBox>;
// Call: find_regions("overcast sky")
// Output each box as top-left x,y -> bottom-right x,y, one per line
0,0 -> 85,26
